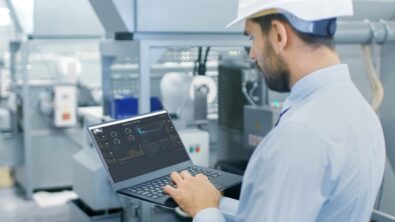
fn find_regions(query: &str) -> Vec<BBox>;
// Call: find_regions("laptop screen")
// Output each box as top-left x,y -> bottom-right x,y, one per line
90,111 -> 190,183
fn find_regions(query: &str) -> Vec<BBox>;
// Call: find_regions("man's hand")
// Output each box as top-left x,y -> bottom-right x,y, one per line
164,171 -> 221,217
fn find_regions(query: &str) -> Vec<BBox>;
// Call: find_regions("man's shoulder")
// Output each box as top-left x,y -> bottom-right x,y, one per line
285,81 -> 378,132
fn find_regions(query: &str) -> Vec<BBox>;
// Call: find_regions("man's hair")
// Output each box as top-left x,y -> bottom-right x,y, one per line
251,14 -> 335,49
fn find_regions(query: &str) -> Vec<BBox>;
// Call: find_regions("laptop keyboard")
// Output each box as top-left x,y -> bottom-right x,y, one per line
128,166 -> 222,199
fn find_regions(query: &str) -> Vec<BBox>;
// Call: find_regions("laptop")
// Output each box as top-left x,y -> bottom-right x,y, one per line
88,110 -> 242,208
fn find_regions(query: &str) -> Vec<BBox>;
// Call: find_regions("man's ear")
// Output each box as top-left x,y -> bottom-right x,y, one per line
269,20 -> 288,53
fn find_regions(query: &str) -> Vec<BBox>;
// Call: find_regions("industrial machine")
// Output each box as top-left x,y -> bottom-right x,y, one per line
0,64 -> 11,132
0,0 -> 106,197
0,40 -> 103,198
71,109 -> 123,222
216,60 -> 256,172
0,54 -> 21,167
243,105 -> 281,150
215,59 -> 280,175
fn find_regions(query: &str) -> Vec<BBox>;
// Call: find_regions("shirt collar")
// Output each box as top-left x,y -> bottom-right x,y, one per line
282,64 -> 351,112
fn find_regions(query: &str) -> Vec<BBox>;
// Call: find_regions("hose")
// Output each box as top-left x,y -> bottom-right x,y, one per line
242,82 -> 257,106
361,44 -> 384,113
248,82 -> 259,103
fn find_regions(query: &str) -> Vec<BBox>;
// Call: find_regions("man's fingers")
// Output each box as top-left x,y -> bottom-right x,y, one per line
196,173 -> 209,180
180,170 -> 192,179
164,185 -> 184,205
170,171 -> 183,185
163,185 -> 177,196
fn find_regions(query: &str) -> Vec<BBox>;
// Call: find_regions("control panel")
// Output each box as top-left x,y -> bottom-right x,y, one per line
54,85 -> 77,127
178,129 -> 209,167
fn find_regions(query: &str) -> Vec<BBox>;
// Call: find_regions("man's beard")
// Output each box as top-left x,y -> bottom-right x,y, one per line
256,40 -> 291,93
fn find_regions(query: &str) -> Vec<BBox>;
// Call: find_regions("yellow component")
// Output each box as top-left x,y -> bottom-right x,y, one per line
0,167 -> 13,187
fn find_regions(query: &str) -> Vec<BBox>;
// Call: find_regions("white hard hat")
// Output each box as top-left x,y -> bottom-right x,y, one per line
227,0 -> 354,28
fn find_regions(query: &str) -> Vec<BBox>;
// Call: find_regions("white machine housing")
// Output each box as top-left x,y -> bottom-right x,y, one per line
0,69 -> 11,98
0,108 -> 11,132
178,129 -> 209,167
54,85 -> 77,127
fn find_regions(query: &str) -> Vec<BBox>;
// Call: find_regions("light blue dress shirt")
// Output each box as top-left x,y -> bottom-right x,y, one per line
193,64 -> 386,222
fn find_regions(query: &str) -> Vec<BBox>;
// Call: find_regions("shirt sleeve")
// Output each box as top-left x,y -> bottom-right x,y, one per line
193,208 -> 225,222
236,120 -> 330,222
193,197 -> 239,222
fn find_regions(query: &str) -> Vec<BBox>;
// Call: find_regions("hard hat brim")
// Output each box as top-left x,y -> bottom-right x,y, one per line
226,17 -> 245,28
226,0 -> 353,28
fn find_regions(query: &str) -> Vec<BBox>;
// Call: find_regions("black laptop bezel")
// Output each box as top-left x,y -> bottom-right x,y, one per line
87,110 -> 193,191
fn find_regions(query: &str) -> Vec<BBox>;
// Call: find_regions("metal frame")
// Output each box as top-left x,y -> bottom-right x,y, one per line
100,33 -> 251,115
336,21 -> 395,44
372,210 -> 395,222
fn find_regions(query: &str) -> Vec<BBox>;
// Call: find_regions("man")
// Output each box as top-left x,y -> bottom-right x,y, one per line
164,0 -> 386,221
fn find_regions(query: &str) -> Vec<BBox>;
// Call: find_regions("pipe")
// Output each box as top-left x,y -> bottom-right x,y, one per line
335,21 -> 395,44
4,0 -> 24,34
372,210 -> 395,222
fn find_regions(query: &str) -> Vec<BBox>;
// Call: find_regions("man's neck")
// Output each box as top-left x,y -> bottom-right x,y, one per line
287,46 -> 341,88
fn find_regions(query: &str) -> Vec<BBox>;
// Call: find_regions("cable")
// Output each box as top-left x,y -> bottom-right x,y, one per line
204,47 -> 211,64
248,82 -> 259,103
242,82 -> 257,106
195,47 -> 211,75
361,44 -> 385,113
194,47 -> 203,75
198,47 -> 203,65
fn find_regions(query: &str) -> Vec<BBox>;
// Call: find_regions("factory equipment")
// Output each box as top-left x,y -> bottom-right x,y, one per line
38,84 -> 79,127
214,58 -> 285,176
0,60 -> 22,167
2,39 -> 102,198
12,80 -> 82,196
160,72 -> 192,116
216,60 -> 262,168
53,85 -> 78,127
178,129 -> 210,168
243,105 -> 280,150
160,72 -> 217,124
0,59 -> 11,132
0,46 -> 21,167
71,148 -> 123,222
0,107 -> 11,131
109,95 -> 163,120
0,66 -> 11,99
